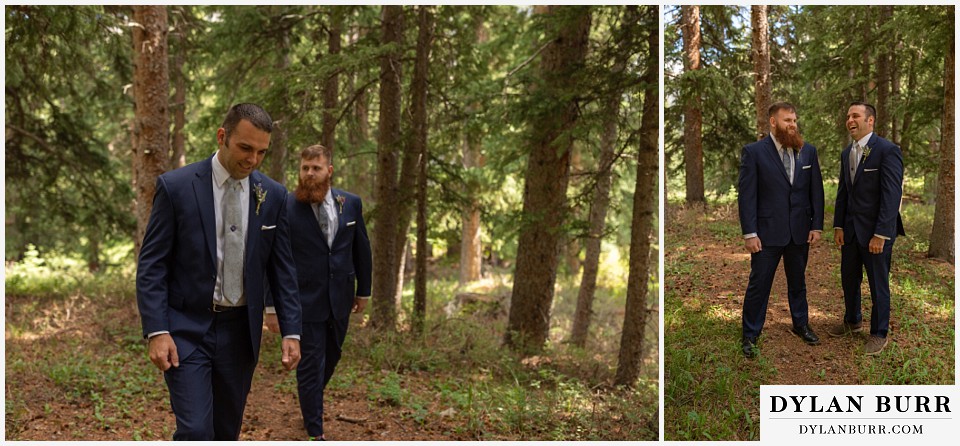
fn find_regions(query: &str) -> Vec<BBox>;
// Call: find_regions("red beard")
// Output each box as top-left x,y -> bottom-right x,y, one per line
294,177 -> 330,204
773,124 -> 804,150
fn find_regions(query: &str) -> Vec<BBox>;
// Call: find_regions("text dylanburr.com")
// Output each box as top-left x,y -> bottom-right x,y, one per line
760,385 -> 957,443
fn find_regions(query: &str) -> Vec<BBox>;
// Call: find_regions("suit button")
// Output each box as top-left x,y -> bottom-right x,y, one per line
330,274 -> 334,278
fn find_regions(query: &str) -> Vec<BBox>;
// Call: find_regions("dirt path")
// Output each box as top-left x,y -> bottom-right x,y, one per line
669,205 -> 890,385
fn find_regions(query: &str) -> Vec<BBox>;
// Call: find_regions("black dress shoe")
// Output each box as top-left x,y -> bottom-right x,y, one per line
741,336 -> 759,358
791,325 -> 821,345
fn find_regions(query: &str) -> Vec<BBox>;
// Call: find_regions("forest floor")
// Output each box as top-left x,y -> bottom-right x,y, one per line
664,198 -> 955,441
5,264 -> 658,441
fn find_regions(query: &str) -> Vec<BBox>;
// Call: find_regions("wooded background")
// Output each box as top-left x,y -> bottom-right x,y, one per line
662,5 -> 955,441
665,5 -> 954,263
5,7 -> 658,436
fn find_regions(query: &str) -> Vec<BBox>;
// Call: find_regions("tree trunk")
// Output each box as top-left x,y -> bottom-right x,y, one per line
412,6 -> 434,336
132,5 -> 170,259
928,38 -> 954,263
458,20 -> 488,285
505,6 -> 591,354
347,25 -> 372,204
615,5 -> 657,387
370,5 -> 404,332
751,5 -> 771,141
569,14 -> 627,348
680,5 -> 705,204
169,11 -> 187,170
322,9 -> 342,154
875,6 -> 893,138
267,31 -> 291,185
565,144 -> 584,275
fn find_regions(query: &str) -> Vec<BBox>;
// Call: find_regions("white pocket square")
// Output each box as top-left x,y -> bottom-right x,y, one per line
261,225 -> 276,230
802,165 -> 812,170
864,168 -> 878,172
346,221 -> 356,227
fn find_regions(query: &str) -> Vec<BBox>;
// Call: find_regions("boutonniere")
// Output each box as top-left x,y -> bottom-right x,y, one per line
335,195 -> 345,215
254,183 -> 267,215
862,145 -> 872,159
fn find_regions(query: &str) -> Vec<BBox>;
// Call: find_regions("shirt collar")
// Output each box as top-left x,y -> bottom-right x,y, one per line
856,132 -> 874,149
770,133 -> 792,152
212,152 -> 248,191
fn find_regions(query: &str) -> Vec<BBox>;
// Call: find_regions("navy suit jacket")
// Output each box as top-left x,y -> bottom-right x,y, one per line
268,189 -> 372,324
738,135 -> 825,246
136,156 -> 302,363
833,133 -> 905,246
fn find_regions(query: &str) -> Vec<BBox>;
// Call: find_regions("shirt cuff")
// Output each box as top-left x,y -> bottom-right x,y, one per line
743,233 -> 758,239
283,334 -> 301,341
811,230 -> 822,233
147,331 -> 170,338
874,234 -> 890,240
356,295 -> 371,300
265,306 -> 276,314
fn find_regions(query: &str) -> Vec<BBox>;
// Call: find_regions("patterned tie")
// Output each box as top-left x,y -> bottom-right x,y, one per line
849,142 -> 860,183
222,178 -> 244,304
782,147 -> 792,184
316,201 -> 330,242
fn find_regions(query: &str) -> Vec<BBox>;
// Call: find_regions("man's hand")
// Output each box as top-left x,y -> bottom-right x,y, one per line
807,231 -> 821,244
744,237 -> 762,254
148,334 -> 179,371
869,236 -> 885,254
281,338 -> 301,371
352,297 -> 368,314
834,228 -> 844,248
264,313 -> 280,334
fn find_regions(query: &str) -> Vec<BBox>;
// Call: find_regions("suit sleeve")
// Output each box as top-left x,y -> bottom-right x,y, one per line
136,176 -> 174,338
737,145 -> 758,236
833,150 -> 848,229
353,198 -> 373,297
875,145 -> 904,238
810,147 -> 825,231
266,190 -> 302,337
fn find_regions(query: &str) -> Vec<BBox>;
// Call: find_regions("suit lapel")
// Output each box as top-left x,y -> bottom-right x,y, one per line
245,172 -> 265,264
331,189 -> 348,248
764,136 -> 791,185
193,158 -> 217,271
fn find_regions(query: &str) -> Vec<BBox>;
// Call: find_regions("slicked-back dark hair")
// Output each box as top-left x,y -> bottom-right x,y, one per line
768,102 -> 797,118
849,101 -> 877,120
301,144 -> 332,165
221,103 -> 273,143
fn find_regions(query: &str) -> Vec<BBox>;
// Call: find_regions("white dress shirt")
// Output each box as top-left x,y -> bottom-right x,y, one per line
315,189 -> 338,248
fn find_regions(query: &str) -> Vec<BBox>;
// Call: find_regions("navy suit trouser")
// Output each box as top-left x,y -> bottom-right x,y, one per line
164,308 -> 255,440
840,232 -> 893,338
742,242 -> 810,338
298,317 -> 349,437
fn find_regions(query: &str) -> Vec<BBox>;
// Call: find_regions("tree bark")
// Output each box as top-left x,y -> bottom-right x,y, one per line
267,30 -> 291,185
169,9 -> 187,170
458,19 -> 488,285
875,6 -> 894,138
132,5 -> 170,259
322,9 -> 342,154
680,5 -> 705,204
928,38 -> 954,263
370,5 -> 404,332
412,6 -> 434,336
615,5 -> 657,387
569,13 -> 627,348
751,5 -> 771,141
505,6 -> 591,354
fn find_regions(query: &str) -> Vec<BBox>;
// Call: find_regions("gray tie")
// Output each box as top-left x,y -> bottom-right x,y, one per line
782,148 -> 792,184
223,178 -> 244,304
849,143 -> 860,183
316,201 -> 330,241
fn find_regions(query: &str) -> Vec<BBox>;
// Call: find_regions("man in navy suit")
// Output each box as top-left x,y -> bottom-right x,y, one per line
738,102 -> 825,358
266,144 -> 372,440
829,102 -> 905,355
136,103 -> 302,440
